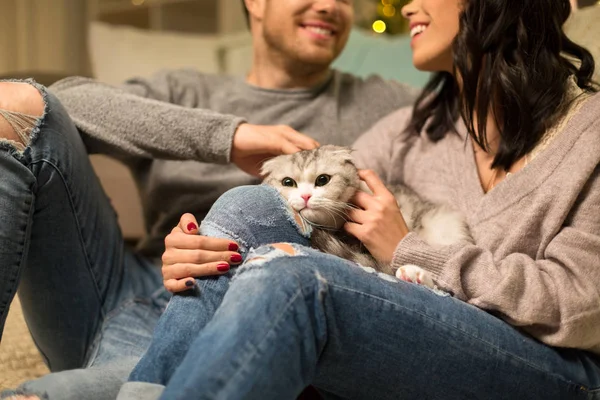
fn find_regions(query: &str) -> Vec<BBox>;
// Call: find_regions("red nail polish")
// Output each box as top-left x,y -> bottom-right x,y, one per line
228,243 -> 239,251
217,263 -> 230,272
230,254 -> 242,263
187,222 -> 198,232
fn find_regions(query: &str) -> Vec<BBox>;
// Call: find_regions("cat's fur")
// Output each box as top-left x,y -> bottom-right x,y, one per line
261,145 -> 471,286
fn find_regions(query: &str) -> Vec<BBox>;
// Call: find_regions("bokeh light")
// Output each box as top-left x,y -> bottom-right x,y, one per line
382,4 -> 396,17
372,20 -> 387,34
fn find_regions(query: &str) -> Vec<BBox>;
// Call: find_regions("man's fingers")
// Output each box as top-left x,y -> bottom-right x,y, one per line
280,140 -> 303,155
281,127 -> 320,150
177,213 -> 199,233
162,260 -> 235,280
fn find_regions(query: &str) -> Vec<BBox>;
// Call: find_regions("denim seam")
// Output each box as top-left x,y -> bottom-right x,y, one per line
0,186 -> 34,322
32,158 -> 106,316
327,281 -> 590,392
27,156 -> 109,368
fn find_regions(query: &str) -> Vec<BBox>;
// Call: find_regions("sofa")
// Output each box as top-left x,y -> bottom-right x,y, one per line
1,4 -> 599,393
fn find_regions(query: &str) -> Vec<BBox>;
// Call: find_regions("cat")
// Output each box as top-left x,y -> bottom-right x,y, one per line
260,145 -> 471,288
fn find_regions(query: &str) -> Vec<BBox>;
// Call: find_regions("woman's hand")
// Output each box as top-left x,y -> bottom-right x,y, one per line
345,170 -> 409,265
162,213 -> 242,293
231,123 -> 319,176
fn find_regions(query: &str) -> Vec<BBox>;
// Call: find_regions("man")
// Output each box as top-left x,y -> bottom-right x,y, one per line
8,0 -> 417,399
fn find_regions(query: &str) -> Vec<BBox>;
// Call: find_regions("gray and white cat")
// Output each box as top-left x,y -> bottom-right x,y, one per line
260,145 -> 471,288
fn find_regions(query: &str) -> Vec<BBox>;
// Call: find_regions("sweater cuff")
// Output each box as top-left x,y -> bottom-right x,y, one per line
392,232 -> 455,279
207,116 -> 246,164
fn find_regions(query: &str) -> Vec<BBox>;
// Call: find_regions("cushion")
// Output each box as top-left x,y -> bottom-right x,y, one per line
88,21 -> 221,85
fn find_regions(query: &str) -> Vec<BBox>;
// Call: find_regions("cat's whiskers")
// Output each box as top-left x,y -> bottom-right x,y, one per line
297,213 -> 339,231
310,198 -> 351,222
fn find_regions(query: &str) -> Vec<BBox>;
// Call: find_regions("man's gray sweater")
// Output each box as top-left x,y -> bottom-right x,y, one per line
50,69 -> 417,257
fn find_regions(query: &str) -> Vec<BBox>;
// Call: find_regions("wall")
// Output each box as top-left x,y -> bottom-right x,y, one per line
0,0 -> 246,77
0,0 -> 89,76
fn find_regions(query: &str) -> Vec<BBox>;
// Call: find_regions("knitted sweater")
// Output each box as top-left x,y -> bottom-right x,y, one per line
353,92 -> 600,354
50,70 -> 417,257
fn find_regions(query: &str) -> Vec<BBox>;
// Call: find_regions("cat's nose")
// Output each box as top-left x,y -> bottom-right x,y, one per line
301,194 -> 312,204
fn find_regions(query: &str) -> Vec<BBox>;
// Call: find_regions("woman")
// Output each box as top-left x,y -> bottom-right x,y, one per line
122,0 -> 600,399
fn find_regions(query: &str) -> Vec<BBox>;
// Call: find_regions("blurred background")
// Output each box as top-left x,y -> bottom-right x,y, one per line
0,0 -> 596,85
0,0 -> 417,82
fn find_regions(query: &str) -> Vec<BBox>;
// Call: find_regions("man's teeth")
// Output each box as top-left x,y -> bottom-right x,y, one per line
306,26 -> 333,36
410,25 -> 427,38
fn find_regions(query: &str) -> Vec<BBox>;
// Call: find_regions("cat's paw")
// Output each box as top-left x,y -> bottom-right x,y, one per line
395,264 -> 435,288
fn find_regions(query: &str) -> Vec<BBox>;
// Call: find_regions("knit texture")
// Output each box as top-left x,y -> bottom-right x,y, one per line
353,92 -> 600,354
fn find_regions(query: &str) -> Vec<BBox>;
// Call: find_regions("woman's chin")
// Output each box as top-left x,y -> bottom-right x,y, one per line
412,54 -> 454,74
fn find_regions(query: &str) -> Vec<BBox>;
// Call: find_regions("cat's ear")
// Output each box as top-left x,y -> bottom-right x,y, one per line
331,146 -> 356,164
320,145 -> 354,160
260,157 -> 279,177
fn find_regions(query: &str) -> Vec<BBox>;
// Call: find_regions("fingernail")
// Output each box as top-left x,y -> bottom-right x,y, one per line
228,243 -> 239,251
230,254 -> 242,263
185,280 -> 195,287
187,222 -> 198,232
217,263 -> 230,272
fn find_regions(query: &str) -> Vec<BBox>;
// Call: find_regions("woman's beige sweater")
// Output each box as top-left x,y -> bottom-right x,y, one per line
353,92 -> 600,354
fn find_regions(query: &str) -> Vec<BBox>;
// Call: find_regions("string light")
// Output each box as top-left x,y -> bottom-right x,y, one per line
362,0 -> 410,35
372,20 -> 387,33
382,4 -> 396,17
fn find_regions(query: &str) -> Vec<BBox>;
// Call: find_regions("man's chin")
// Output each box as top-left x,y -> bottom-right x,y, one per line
294,50 -> 338,68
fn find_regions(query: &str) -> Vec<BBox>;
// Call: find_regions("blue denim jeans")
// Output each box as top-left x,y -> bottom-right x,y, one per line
121,185 -> 600,400
0,82 -> 168,400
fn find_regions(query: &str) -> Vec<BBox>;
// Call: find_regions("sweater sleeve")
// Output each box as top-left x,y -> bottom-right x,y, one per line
49,69 -> 246,164
392,165 -> 600,352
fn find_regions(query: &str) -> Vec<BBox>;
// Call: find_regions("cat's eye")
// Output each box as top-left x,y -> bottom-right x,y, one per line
315,174 -> 331,187
282,177 -> 297,187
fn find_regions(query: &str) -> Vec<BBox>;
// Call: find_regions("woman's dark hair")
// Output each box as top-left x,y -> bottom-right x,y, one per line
407,0 -> 597,170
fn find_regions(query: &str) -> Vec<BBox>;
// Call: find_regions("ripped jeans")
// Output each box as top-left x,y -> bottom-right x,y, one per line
121,185 -> 600,400
0,82 -> 168,399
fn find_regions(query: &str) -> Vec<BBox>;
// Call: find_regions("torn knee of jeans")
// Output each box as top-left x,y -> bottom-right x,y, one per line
0,108 -> 41,151
0,81 -> 47,153
235,243 -> 307,277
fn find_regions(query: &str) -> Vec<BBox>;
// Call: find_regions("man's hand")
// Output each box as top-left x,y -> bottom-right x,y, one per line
162,213 -> 242,293
231,123 -> 319,176
344,170 -> 409,265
